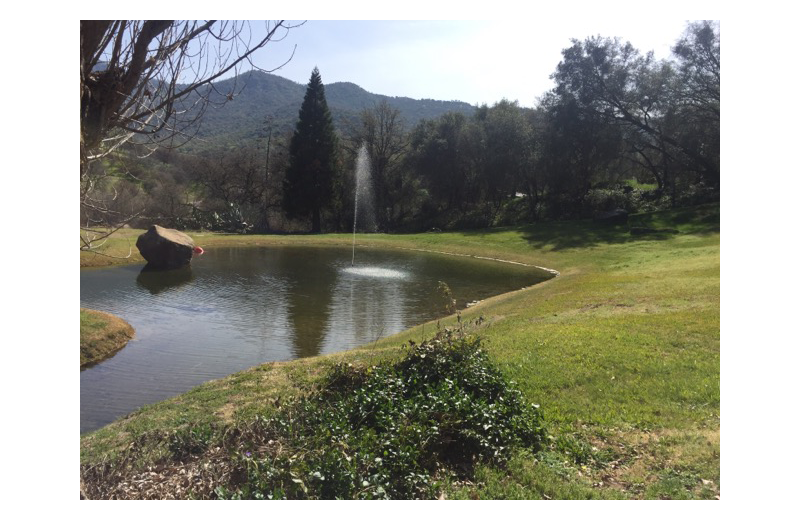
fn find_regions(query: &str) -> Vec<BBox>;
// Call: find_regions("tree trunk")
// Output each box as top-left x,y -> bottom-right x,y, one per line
311,207 -> 321,233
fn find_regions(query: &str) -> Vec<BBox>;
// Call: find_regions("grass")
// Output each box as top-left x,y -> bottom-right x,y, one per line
625,179 -> 659,191
80,308 -> 134,368
79,203 -> 719,499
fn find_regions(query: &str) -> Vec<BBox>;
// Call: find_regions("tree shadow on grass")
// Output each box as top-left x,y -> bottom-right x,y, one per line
520,221 -> 658,251
630,204 -> 720,236
463,203 -> 720,252
453,220 -> 659,252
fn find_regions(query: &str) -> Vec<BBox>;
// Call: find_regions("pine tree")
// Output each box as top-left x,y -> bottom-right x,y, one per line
283,67 -> 340,232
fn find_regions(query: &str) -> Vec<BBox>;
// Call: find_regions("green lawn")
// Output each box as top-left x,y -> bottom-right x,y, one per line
80,203 -> 719,499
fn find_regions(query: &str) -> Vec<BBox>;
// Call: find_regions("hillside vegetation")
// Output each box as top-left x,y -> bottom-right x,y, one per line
181,70 -> 477,151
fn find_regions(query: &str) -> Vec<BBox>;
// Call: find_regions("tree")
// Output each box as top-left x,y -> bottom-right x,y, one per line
672,21 -> 720,118
282,68 -> 341,232
409,113 -> 473,215
480,100 -> 535,216
519,107 -> 548,219
550,24 -> 720,205
196,147 -> 266,218
670,21 -> 720,191
80,20 -> 301,251
537,92 -> 624,219
351,100 -> 409,231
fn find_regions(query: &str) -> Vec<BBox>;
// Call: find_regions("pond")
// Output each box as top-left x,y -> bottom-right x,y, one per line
80,246 -> 553,433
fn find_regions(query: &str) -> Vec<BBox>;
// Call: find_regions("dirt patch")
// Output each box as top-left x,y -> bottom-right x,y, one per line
575,426 -> 720,498
82,447 -> 233,499
215,402 -> 237,423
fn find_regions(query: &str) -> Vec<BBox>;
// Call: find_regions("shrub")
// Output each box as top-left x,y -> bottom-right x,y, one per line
82,334 -> 546,500
218,335 -> 546,499
176,203 -> 252,233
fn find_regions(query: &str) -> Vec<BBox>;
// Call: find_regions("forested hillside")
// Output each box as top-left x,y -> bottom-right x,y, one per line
182,70 -> 476,151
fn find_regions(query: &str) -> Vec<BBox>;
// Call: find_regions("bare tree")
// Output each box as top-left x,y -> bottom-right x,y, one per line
350,100 -> 408,230
80,20 -> 302,252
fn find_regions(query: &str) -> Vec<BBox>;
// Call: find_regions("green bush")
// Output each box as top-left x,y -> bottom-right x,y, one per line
217,334 -> 546,499
176,203 -> 252,233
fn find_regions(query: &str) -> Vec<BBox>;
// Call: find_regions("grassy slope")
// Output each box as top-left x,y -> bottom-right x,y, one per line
80,204 -> 719,499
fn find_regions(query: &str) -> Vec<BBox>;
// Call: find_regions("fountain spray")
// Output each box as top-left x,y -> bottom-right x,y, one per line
352,144 -> 372,266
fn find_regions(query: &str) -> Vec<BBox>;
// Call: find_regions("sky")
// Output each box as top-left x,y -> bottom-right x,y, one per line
246,18 -> 696,108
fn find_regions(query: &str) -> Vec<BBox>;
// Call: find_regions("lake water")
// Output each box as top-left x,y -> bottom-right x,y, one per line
80,246 -> 552,433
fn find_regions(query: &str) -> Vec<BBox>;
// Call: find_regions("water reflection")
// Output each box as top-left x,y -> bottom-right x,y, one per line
276,251 -> 336,358
80,246 -> 553,433
324,267 -> 409,353
136,264 -> 194,294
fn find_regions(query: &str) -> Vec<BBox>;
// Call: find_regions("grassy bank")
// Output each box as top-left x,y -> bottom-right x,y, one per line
80,204 -> 719,499
80,309 -> 135,368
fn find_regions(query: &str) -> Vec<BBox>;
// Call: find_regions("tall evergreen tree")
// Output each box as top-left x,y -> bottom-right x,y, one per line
283,67 -> 340,232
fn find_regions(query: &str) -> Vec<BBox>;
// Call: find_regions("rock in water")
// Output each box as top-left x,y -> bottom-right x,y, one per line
136,225 -> 196,269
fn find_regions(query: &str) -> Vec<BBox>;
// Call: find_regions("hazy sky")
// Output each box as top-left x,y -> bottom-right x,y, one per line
248,19 -> 697,108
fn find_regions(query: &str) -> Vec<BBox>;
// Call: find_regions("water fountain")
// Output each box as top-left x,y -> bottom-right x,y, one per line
351,144 -> 374,265
345,144 -> 406,279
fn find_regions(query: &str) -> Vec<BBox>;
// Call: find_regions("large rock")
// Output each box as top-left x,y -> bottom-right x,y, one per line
136,225 -> 196,269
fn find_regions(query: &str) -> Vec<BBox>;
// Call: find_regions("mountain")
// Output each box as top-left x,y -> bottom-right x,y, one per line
182,71 -> 477,151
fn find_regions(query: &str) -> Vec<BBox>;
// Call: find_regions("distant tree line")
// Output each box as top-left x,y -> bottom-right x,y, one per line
83,21 -> 719,234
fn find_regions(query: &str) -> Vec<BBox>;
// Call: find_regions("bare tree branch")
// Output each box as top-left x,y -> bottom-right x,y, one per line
80,20 -> 303,252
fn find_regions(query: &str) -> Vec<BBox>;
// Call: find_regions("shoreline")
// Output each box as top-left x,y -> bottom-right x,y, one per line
79,244 -> 558,433
80,308 -> 135,368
